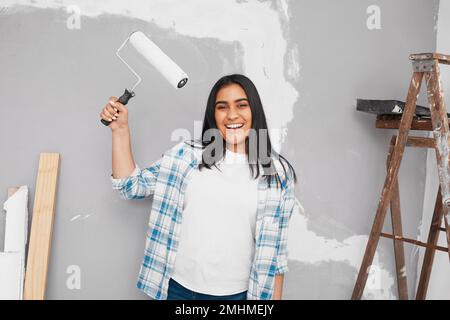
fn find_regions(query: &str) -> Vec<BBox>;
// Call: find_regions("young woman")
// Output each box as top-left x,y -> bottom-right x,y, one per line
100,74 -> 298,300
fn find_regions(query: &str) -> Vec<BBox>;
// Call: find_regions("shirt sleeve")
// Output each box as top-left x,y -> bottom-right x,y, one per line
110,158 -> 162,200
275,176 -> 297,275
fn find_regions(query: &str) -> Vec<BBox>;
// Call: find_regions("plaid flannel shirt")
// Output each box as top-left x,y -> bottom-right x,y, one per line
110,139 -> 298,300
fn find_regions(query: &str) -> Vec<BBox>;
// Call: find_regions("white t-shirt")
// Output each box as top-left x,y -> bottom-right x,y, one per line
171,148 -> 259,295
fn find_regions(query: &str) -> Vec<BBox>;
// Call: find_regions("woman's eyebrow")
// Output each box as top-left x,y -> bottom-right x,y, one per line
215,98 -> 248,105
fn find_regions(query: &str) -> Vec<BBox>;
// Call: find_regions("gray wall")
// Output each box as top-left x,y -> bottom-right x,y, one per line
0,0 -> 440,299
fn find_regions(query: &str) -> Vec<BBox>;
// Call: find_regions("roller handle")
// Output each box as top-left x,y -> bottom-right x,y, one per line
101,89 -> 135,126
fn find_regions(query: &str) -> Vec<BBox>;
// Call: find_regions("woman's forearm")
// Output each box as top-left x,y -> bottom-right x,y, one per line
112,126 -> 136,179
273,274 -> 284,300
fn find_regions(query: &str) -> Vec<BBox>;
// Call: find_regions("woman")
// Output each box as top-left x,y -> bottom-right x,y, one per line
100,74 -> 298,300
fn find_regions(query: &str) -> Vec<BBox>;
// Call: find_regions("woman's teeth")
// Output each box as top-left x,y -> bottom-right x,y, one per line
225,123 -> 244,129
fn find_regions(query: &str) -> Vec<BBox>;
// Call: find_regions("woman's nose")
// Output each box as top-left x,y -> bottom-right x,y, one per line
227,107 -> 239,120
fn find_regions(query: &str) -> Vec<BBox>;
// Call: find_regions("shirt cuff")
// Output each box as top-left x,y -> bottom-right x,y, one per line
110,164 -> 140,189
275,255 -> 289,274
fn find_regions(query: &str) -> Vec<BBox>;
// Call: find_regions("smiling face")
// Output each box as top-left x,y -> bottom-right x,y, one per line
214,83 -> 253,154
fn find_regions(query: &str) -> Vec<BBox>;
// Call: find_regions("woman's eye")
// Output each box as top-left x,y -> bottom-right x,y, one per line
217,105 -> 227,110
238,104 -> 248,108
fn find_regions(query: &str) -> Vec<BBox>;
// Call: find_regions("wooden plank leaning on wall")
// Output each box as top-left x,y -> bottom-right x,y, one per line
24,153 -> 60,300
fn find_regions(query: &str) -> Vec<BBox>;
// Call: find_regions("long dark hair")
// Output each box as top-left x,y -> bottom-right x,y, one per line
186,74 -> 297,189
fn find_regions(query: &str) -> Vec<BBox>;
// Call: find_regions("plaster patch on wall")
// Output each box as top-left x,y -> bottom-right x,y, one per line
0,0 -> 299,151
70,214 -> 91,222
288,211 -> 396,299
70,215 -> 81,222
70,214 -> 90,222
286,44 -> 301,82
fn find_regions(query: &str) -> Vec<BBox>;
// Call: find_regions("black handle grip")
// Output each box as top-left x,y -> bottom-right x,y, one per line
101,89 -> 135,126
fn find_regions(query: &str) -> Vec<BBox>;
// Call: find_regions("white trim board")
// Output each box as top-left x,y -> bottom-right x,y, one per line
0,252 -> 24,300
0,185 -> 29,300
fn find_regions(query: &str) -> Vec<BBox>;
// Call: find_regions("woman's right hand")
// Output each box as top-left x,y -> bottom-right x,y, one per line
100,96 -> 129,131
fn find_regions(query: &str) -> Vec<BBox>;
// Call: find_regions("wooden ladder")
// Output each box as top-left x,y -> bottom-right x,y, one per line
352,53 -> 450,300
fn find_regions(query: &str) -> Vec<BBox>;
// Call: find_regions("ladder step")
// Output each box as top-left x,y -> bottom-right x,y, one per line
380,232 -> 448,252
376,115 -> 434,131
410,52 -> 450,65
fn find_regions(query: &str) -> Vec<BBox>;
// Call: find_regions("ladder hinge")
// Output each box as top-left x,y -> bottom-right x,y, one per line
412,60 -> 434,72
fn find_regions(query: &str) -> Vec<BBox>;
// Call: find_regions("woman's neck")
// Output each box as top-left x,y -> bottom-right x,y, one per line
226,142 -> 246,154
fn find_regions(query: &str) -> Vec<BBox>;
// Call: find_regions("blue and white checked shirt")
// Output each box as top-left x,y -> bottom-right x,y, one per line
110,139 -> 298,300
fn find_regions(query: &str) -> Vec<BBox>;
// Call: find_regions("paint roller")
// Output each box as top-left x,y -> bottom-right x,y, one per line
101,31 -> 189,126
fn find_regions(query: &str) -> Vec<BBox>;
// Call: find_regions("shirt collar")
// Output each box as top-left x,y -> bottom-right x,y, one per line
185,139 -> 278,177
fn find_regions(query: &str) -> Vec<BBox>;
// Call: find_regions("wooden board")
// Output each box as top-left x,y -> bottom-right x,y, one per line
23,153 -> 60,300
